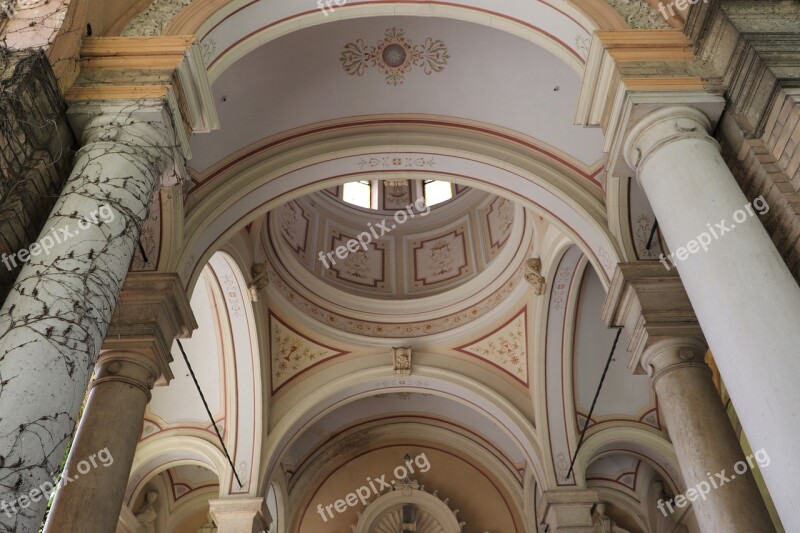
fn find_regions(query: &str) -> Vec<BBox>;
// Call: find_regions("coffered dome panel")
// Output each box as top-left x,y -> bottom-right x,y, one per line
261,182 -> 533,336
269,186 -> 517,298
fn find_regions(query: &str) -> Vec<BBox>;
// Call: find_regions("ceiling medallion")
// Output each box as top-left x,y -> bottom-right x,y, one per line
340,27 -> 449,86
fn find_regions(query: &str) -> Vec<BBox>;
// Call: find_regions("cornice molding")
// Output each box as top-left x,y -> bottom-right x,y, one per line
104,273 -> 197,384
602,263 -> 705,374
684,0 -> 800,137
66,36 -> 219,159
576,29 -> 704,136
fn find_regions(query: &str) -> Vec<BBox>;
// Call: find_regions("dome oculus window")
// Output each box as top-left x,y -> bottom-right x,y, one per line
343,180 -> 373,209
341,179 -> 458,210
423,180 -> 454,207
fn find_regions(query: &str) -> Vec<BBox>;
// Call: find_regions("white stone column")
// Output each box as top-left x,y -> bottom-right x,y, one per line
623,106 -> 800,531
209,497 -> 270,533
644,338 -> 774,532
0,104 -> 179,531
603,263 -> 774,532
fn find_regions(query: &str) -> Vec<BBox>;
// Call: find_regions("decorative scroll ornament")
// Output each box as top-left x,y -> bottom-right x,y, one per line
525,257 -> 546,295
341,27 -> 449,86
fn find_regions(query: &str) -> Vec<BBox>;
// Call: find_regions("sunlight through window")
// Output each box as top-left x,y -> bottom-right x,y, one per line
343,181 -> 372,209
424,180 -> 453,206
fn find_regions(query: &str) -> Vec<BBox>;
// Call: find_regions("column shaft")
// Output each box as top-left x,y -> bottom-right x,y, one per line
626,107 -> 800,531
41,272 -> 195,533
0,112 -> 173,531
647,340 -> 773,531
43,354 -> 156,533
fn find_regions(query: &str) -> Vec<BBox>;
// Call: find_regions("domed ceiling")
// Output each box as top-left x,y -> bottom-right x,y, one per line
260,180 -> 533,337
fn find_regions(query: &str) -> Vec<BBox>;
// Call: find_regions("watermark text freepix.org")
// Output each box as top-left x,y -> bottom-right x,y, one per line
657,448 -> 770,516
317,0 -> 347,17
318,197 -> 430,269
657,0 -> 709,21
0,447 -> 114,518
659,195 -> 768,271
316,452 -> 431,522
1,204 -> 115,272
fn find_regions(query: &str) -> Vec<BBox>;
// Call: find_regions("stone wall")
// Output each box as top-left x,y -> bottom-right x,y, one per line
0,49 -> 76,302
686,0 -> 800,285
718,114 -> 800,281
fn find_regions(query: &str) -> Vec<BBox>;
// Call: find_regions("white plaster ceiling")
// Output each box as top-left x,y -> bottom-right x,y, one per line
170,464 -> 219,487
586,454 -> 641,489
148,270 -> 223,426
573,266 -> 654,423
198,0 -> 595,78
189,16 -> 604,173
123,4 -> 684,528
281,393 -> 526,474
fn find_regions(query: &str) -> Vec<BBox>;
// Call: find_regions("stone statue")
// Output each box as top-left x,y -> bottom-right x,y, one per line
135,491 -> 159,533
249,262 -> 268,301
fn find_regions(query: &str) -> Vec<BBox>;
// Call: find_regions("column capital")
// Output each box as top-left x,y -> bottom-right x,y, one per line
209,497 -> 270,533
575,28 -> 725,182
67,101 -> 181,150
91,352 -> 161,400
538,489 -> 598,532
609,93 -> 725,182
602,262 -> 706,375
102,272 -> 197,385
623,106 -> 717,172
640,336 -> 709,383
65,35 -> 219,161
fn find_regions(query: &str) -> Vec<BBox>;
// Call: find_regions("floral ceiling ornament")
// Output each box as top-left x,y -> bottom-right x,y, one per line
340,27 -> 449,86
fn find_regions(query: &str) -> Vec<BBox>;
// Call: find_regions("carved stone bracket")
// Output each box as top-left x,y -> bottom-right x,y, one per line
392,346 -> 412,375
525,258 -> 546,295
